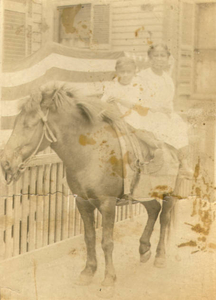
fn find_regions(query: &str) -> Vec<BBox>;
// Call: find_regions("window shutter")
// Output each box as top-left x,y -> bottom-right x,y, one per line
30,0 -> 42,54
177,0 -> 195,97
90,4 -> 111,50
3,9 -> 26,68
27,0 -> 33,55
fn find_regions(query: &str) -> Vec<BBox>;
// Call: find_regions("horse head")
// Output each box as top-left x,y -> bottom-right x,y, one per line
1,86 -> 57,184
1,82 -> 110,185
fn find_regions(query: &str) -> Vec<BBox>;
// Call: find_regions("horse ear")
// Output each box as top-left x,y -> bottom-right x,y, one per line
41,89 -> 57,109
76,102 -> 95,123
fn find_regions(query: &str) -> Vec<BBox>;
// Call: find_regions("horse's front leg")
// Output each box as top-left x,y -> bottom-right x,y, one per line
154,195 -> 176,268
76,196 -> 97,285
99,198 -> 116,287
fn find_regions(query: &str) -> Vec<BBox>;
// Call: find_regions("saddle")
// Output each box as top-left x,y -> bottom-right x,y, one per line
112,122 -> 180,204
101,102 -> 180,203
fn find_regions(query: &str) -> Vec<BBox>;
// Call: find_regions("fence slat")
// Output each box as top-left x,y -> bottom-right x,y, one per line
68,193 -> 74,238
120,206 -> 124,221
5,184 -> 14,259
0,184 -> 7,260
43,164 -> 51,247
56,163 -> 63,242
21,169 -> 30,254
36,165 -> 44,249
139,203 -> 142,215
79,212 -> 83,235
96,209 -> 102,228
49,164 -> 57,244
62,169 -> 69,239
74,197 -> 80,236
116,206 -> 120,223
29,167 -> 37,252
13,179 -> 21,256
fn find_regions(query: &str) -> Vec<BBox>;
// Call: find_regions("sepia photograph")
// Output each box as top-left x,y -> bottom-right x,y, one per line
0,0 -> 216,299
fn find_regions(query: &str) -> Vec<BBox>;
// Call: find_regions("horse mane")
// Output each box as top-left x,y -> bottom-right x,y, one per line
20,81 -> 119,126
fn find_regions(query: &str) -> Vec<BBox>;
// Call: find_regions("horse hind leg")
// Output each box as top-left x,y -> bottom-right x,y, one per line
154,195 -> 176,268
139,200 -> 161,263
99,198 -> 116,287
75,197 -> 97,285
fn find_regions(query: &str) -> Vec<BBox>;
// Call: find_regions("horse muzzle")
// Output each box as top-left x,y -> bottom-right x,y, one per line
0,157 -> 25,185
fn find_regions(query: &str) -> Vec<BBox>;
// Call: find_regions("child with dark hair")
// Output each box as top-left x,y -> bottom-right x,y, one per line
139,44 -> 193,178
101,56 -> 164,174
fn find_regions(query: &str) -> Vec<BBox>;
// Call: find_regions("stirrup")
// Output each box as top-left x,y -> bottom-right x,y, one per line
146,149 -> 164,174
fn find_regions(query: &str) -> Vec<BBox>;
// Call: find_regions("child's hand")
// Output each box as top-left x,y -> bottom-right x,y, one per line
133,105 -> 149,116
149,107 -> 157,113
107,96 -> 118,103
160,107 -> 172,116
150,107 -> 172,115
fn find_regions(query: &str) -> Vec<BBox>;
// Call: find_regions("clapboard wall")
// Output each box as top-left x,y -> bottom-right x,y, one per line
2,0 -> 43,70
52,0 -> 179,78
111,0 -> 164,54
3,0 -> 179,68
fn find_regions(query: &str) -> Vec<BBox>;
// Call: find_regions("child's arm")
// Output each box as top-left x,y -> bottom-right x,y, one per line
107,97 -> 135,109
150,106 -> 172,115
132,104 -> 149,116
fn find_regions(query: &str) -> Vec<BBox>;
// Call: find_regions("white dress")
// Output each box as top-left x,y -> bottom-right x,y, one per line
138,68 -> 189,149
101,77 -> 146,129
101,70 -> 189,150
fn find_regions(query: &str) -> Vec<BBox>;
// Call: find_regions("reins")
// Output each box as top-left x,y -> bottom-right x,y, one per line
18,108 -> 57,173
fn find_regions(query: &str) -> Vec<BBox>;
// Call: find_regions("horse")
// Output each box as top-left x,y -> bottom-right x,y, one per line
1,83 -> 178,294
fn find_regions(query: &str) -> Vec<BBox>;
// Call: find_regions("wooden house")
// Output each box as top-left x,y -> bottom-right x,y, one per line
2,0 -> 216,103
1,0 -> 216,197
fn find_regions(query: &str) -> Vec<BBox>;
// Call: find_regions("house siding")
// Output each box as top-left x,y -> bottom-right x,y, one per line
31,0 -> 42,53
2,0 -> 43,70
111,0 -> 164,55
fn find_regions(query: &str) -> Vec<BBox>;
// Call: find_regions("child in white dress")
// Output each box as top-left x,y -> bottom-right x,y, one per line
138,44 -> 193,178
101,50 -> 193,179
101,56 -> 164,173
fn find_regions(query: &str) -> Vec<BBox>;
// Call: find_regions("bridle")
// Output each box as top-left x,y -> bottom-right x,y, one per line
18,108 -> 57,173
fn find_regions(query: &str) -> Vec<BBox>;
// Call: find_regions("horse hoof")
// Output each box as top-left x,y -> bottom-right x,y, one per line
154,257 -> 166,268
96,286 -> 115,299
140,250 -> 151,263
75,274 -> 93,286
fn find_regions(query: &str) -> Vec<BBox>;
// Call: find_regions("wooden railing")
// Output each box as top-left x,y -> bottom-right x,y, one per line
0,153 -> 145,261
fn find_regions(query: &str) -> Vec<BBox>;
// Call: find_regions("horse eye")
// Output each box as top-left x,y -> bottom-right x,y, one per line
24,122 -> 30,128
24,120 -> 35,129
24,115 -> 39,128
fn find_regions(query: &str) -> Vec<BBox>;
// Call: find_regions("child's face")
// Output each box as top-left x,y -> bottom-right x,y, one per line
149,47 -> 169,71
116,65 -> 136,85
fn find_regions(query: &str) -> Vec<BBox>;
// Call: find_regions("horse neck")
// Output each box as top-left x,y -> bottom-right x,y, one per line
49,111 -> 123,197
51,114 -> 98,171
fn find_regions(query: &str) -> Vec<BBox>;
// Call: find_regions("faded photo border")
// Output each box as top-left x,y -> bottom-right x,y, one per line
0,1 -> 216,300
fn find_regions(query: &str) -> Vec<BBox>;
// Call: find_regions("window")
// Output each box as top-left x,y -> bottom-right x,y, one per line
177,0 -> 195,97
194,3 -> 216,94
3,0 -> 42,70
57,3 -> 111,50
3,10 -> 26,66
178,1 -> 216,98
59,4 -> 91,49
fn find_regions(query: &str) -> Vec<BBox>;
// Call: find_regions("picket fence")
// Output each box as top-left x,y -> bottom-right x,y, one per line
0,152 -> 145,261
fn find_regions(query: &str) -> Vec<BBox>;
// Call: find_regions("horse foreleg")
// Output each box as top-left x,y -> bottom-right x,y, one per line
100,199 -> 116,287
76,197 -> 97,285
154,195 -> 176,268
139,200 -> 161,263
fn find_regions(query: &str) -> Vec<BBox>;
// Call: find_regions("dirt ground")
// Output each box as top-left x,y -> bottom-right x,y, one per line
1,198 -> 216,300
